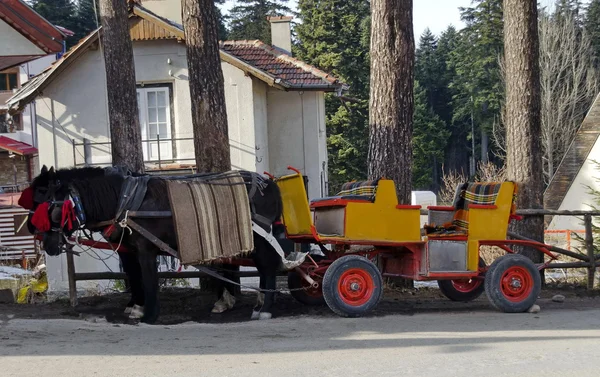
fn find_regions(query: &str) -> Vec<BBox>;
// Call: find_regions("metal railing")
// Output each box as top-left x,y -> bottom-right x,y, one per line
72,136 -> 196,170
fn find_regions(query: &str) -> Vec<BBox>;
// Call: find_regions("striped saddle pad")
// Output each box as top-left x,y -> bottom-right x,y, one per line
166,172 -> 254,265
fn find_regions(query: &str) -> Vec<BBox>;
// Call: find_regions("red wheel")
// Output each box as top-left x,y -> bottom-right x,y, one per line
438,258 -> 486,302
337,268 -> 375,306
485,254 -> 541,312
322,255 -> 383,317
288,270 -> 325,306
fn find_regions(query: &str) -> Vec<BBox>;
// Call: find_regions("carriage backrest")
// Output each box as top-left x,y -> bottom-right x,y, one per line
451,181 -> 517,232
336,179 -> 380,201
275,173 -> 314,237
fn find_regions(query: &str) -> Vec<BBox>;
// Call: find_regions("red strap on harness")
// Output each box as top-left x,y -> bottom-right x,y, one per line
509,214 -> 523,221
61,200 -> 76,231
31,202 -> 51,232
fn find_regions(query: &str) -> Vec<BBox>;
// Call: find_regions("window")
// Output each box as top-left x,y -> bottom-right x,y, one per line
0,72 -> 18,91
137,86 -> 172,162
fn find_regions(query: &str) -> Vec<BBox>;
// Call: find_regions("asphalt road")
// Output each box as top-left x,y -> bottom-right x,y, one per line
1,307 -> 600,377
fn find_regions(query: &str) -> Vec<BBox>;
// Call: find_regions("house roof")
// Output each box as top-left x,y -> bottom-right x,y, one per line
0,136 -> 37,156
0,0 -> 67,70
6,4 -> 345,112
7,30 -> 100,113
544,93 -> 600,210
221,40 -> 345,90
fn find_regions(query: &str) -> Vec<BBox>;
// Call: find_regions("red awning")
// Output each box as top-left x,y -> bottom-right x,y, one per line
0,136 -> 37,156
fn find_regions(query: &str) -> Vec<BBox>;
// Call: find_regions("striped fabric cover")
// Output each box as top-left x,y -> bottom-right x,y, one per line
166,173 -> 254,265
336,179 -> 380,199
452,182 -> 503,230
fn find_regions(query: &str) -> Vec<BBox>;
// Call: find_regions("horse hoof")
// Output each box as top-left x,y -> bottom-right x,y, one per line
211,290 -> 236,313
259,312 -> 272,320
251,310 -> 260,320
129,305 -> 144,319
124,306 -> 133,315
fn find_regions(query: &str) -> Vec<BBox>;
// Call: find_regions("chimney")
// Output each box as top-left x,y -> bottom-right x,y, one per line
267,16 -> 293,55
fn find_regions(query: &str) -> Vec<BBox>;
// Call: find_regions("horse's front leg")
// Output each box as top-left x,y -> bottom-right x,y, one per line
211,263 -> 238,314
137,248 -> 159,324
118,251 -> 145,317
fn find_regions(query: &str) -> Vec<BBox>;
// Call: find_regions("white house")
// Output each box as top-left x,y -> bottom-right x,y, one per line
7,1 -> 345,291
544,93 -> 600,233
0,0 -> 69,191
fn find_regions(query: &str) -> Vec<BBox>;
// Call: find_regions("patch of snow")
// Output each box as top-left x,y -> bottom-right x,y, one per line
0,266 -> 32,276
0,272 -> 18,280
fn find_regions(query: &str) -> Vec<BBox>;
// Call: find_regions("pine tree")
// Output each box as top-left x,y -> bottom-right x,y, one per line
585,0 -> 600,66
228,0 -> 292,43
214,0 -> 229,40
98,0 -> 144,173
182,0 -> 230,172
413,82 -> 450,190
30,0 -> 78,47
451,0 -> 504,168
76,0 -> 100,41
415,29 -> 440,109
504,0 -> 544,262
296,0 -> 370,193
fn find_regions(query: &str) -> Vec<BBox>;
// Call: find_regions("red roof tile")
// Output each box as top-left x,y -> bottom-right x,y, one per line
221,40 -> 345,90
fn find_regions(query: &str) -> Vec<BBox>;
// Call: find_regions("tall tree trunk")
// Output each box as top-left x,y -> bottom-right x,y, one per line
98,0 -> 144,173
504,0 -> 544,263
368,0 -> 414,288
182,0 -> 230,172
182,0 -> 234,294
368,0 -> 414,204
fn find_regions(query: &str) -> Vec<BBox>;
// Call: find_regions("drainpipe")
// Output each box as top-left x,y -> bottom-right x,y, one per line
51,99 -> 58,168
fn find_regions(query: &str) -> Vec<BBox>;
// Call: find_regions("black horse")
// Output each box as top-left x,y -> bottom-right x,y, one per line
26,166 -> 284,323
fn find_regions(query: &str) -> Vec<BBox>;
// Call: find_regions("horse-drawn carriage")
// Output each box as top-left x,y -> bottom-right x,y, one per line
274,167 -> 556,317
22,164 -> 558,322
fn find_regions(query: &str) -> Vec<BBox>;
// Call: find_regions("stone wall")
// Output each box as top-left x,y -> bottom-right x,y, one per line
0,153 -> 30,188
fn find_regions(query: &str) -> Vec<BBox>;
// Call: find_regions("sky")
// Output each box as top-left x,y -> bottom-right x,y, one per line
220,0 -> 585,40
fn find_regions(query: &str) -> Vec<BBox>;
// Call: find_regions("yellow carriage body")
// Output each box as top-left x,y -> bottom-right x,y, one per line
275,168 -> 519,279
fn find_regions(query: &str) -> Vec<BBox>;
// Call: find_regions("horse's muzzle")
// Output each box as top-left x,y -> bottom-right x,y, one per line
43,232 -> 62,256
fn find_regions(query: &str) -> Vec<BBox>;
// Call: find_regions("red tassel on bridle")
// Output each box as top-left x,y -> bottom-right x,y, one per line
18,187 -> 34,210
61,200 -> 76,231
31,202 -> 51,232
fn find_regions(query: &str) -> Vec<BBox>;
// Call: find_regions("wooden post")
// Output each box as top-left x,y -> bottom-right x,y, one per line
66,249 -> 78,307
585,214 -> 595,290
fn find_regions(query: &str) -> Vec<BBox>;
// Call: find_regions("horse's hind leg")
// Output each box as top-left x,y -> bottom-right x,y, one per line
258,274 -> 276,320
137,249 -> 159,324
251,277 -> 265,320
118,252 -> 144,315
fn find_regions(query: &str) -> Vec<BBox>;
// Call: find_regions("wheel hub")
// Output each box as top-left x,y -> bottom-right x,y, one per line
337,268 -> 375,306
500,266 -> 534,303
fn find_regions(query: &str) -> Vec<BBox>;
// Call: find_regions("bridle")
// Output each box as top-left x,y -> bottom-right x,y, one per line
31,180 -> 90,253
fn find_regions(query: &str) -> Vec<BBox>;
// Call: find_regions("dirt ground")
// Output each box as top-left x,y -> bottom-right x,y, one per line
2,283 -> 600,324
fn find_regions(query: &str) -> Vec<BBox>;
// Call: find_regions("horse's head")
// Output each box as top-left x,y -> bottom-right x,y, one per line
21,165 -> 83,256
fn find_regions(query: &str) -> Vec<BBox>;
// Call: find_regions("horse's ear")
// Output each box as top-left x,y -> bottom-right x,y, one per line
41,165 -> 48,174
48,167 -> 56,179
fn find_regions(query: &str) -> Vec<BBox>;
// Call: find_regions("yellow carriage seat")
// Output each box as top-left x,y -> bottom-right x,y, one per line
310,179 -> 421,243
425,181 -> 518,240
